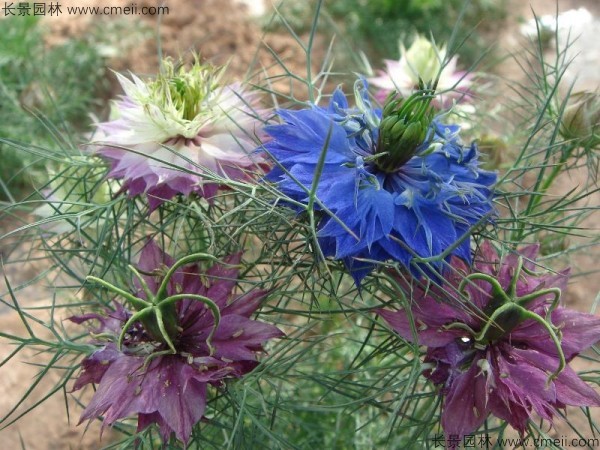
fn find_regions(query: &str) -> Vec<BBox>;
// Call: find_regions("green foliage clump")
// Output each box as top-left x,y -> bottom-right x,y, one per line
328,0 -> 507,65
0,15 -> 109,200
264,0 -> 507,73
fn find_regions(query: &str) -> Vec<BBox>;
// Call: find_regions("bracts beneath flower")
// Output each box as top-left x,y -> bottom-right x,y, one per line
71,240 -> 284,445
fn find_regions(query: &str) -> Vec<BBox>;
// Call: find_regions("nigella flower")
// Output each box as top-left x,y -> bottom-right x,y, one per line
263,80 -> 496,284
376,241 -> 600,439
94,58 -> 266,210
71,241 -> 283,445
368,35 -> 472,107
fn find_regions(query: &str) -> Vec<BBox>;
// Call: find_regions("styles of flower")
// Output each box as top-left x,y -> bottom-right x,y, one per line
72,240 -> 283,445
263,79 -> 496,285
377,241 -> 600,439
93,57 -> 266,210
368,35 -> 472,107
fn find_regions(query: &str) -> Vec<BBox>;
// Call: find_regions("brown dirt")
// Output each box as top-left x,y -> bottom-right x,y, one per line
43,0 -> 323,98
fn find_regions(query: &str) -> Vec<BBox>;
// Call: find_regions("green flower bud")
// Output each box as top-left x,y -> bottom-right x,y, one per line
477,134 -> 506,171
390,119 -> 408,137
375,88 -> 435,172
559,91 -> 600,149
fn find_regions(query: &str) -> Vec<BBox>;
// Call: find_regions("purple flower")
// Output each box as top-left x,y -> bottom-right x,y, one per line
376,241 -> 600,439
94,59 -> 267,210
72,241 -> 283,445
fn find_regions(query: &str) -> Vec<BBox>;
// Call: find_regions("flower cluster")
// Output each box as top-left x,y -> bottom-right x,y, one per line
72,241 -> 283,444
264,80 -> 496,284
11,27 -> 598,449
377,242 -> 600,439
94,58 -> 266,209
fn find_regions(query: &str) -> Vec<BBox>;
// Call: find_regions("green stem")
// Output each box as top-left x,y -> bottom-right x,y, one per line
142,349 -> 176,371
516,287 -> 562,320
443,322 -> 477,336
154,306 -> 177,354
458,273 -> 511,306
512,143 -> 576,243
507,256 -> 523,298
474,302 -> 515,343
128,265 -> 155,303
518,309 -> 566,383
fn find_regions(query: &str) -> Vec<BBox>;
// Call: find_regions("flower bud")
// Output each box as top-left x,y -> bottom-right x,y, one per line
401,36 -> 444,87
559,91 -> 600,148
375,88 -> 435,172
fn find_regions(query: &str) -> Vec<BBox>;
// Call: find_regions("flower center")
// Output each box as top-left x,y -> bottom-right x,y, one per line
147,58 -> 223,122
374,85 -> 435,173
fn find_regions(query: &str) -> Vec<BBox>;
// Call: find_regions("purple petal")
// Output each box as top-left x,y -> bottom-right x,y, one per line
136,239 -> 178,295
69,302 -> 129,335
204,253 -> 243,307
492,345 -> 557,422
210,314 -> 284,361
511,347 -> 600,407
154,363 -> 208,444
441,360 -> 489,439
222,289 -> 267,318
79,355 -> 211,445
511,308 -> 600,361
72,344 -> 122,391
79,354 -> 148,425
552,308 -> 600,360
376,303 -> 468,347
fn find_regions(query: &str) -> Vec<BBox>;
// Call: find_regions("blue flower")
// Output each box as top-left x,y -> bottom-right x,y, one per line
263,80 -> 496,284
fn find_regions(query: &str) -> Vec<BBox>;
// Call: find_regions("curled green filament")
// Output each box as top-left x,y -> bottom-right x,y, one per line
85,252 -> 225,362
450,256 -> 566,382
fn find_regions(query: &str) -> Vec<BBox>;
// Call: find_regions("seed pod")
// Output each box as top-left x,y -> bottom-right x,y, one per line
560,91 -> 600,149
375,88 -> 435,172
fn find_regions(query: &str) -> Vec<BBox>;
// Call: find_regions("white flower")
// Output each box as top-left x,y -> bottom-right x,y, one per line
520,8 -> 593,39
369,35 -> 472,106
93,58 -> 266,209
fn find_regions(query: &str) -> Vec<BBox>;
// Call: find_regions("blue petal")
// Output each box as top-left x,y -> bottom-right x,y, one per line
262,84 -> 497,286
